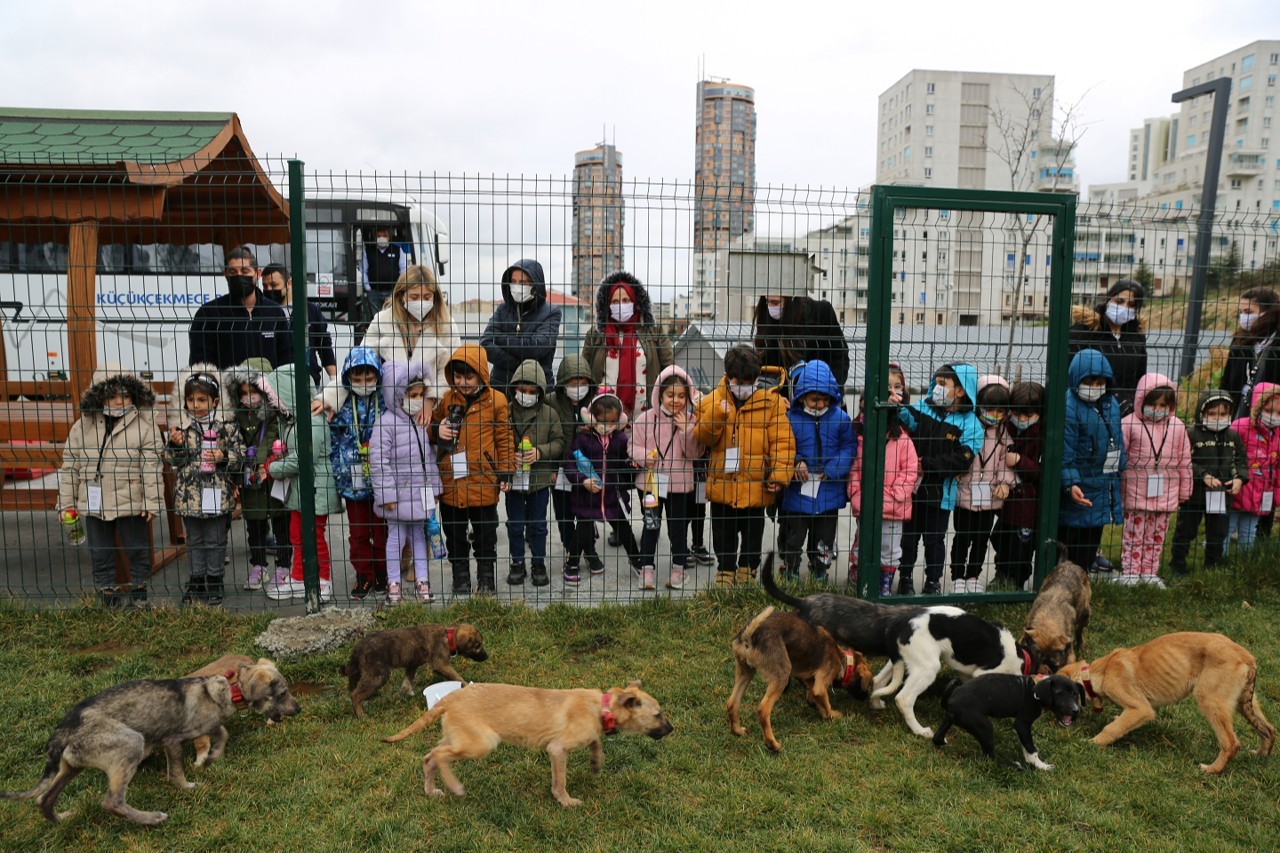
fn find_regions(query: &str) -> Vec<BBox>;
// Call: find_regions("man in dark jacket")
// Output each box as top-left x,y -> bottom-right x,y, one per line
262,263 -> 337,388
188,247 -> 294,369
1068,280 -> 1147,413
363,225 -> 407,315
480,259 -> 562,397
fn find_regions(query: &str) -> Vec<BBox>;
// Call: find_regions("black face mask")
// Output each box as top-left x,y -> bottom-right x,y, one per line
226,274 -> 257,298
264,288 -> 286,302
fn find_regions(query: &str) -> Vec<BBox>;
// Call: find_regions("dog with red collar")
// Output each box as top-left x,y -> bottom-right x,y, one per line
184,653 -> 301,766
932,673 -> 1085,770
727,605 -> 874,752
343,623 -> 488,719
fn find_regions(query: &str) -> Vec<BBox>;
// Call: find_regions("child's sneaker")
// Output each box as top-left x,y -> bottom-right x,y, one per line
952,578 -> 970,594
1141,575 -> 1167,588
385,582 -> 402,605
879,570 -> 895,597
506,563 -> 526,585
640,567 -> 656,590
968,578 -> 985,594
666,566 -> 687,590
243,565 -> 268,591
691,546 -> 716,566
588,557 -> 606,576
271,566 -> 292,588
204,578 -> 226,606
266,579 -> 306,601
562,562 -> 582,585
350,577 -> 376,599
530,562 -> 550,587
416,579 -> 434,601
319,580 -> 333,602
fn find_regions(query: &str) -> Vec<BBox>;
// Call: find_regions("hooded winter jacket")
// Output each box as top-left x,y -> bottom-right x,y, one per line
1060,349 -> 1127,528
224,358 -> 291,521
1120,373 -> 1194,513
1230,382 -> 1280,516
694,371 -> 796,508
479,259 -> 562,395
265,366 -> 340,516
782,360 -> 856,514
430,343 -> 516,508
956,375 -> 1018,512
329,347 -> 387,502
848,430 -> 918,521
581,279 -> 674,415
507,358 -> 565,492
369,360 -> 444,522
567,392 -> 632,521
898,363 -> 984,512
1069,303 -> 1147,411
327,304 -> 460,410
628,364 -> 705,495
999,414 -> 1045,531
547,354 -> 598,480
58,369 -> 165,520
1186,389 -> 1249,500
166,363 -> 246,517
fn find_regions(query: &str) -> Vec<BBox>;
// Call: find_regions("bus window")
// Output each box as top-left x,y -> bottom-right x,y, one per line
96,243 -> 224,274
0,242 -> 69,273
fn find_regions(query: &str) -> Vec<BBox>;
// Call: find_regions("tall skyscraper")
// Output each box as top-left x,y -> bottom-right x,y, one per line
572,141 -> 624,303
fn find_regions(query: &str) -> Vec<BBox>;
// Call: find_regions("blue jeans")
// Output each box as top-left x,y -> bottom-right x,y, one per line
1227,511 -> 1260,554
505,488 -> 551,564
365,288 -> 393,316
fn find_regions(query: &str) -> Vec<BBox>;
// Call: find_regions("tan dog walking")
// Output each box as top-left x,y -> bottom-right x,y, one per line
1059,632 -> 1276,773
185,654 -> 301,766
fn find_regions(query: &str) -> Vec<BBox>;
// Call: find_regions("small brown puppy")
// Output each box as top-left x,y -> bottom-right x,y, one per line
1059,632 -> 1277,773
1022,556 -> 1092,674
342,623 -> 488,718
726,606 -> 873,752
185,654 -> 300,766
382,680 -> 672,807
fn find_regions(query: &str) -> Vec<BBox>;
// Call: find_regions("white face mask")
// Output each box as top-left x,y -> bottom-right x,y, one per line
729,383 -> 754,401
376,236 -> 390,249
240,392 -> 263,409
767,304 -> 783,320
1106,302 -> 1136,326
610,302 -> 635,323
595,422 -> 618,435
1263,412 -> 1280,430
351,383 -> 378,398
404,300 -> 433,320
1203,418 -> 1231,432
1077,384 -> 1106,403
803,405 -> 826,418
401,397 -> 424,417
1143,406 -> 1170,422
104,405 -> 133,418
931,385 -> 954,407
1240,312 -> 1259,331
515,391 -> 539,408
509,284 -> 534,303
565,384 -> 590,402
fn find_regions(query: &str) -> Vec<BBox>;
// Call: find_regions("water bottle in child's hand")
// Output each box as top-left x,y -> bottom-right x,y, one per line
200,429 -> 219,473
61,508 -> 85,546
573,449 -> 599,482
427,511 -> 448,559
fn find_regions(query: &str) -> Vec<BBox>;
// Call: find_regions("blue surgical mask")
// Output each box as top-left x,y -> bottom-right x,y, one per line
1010,416 -> 1039,432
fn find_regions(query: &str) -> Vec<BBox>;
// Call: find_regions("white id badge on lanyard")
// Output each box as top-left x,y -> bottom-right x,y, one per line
801,478 -> 822,500
87,484 -> 103,513
555,469 -> 571,492
1263,491 -> 1275,513
201,486 -> 223,514
1104,446 -> 1121,474
1205,490 -> 1227,515
696,481 -> 708,504
656,472 -> 670,499
351,472 -> 367,492
724,447 -> 740,475
420,486 -> 436,514
271,477 -> 292,502
970,481 -> 993,509
1147,474 -> 1165,498
451,451 -> 469,480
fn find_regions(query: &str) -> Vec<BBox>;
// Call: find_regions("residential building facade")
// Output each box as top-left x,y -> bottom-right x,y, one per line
571,141 -> 624,303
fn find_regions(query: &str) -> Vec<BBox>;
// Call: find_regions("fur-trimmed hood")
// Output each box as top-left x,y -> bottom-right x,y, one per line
593,275 -> 657,331
223,359 -> 289,418
174,362 -> 230,425
79,367 -> 155,414
1071,303 -> 1146,334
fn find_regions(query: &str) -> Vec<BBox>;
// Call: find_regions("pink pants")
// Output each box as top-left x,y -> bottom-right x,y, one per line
1122,510 -> 1170,577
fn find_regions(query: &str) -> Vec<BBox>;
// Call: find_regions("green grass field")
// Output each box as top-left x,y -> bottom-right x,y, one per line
2,551 -> 1279,851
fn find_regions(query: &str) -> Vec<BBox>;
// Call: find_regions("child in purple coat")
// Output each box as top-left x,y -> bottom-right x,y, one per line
371,360 -> 444,604
565,392 -> 642,583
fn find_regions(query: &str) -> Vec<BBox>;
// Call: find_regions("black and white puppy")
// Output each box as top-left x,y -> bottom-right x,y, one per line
870,606 -> 1036,737
932,673 -> 1085,770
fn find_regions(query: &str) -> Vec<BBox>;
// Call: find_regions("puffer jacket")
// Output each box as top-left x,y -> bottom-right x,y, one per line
1069,303 -> 1147,411
224,358 -> 290,521
58,369 -> 165,520
956,375 -> 1018,512
430,343 -> 516,507
1120,372 -> 1194,512
370,360 -> 443,522
1186,389 -> 1249,498
567,393 -> 632,521
1060,349 -> 1127,528
999,417 -> 1044,530
265,366 -> 340,516
166,363 -> 245,518
782,360 -> 856,514
329,347 -> 386,502
1230,382 -> 1280,515
694,369 -> 796,508
899,363 -> 984,512
581,280 -> 674,414
507,359 -> 565,492
628,364 -> 705,495
848,430 -> 918,521
321,306 -> 459,414
479,259 -> 562,395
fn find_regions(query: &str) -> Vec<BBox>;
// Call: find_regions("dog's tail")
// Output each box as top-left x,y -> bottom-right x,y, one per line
1239,661 -> 1278,755
382,705 -> 447,743
0,736 -> 65,801
737,606 -> 775,648
758,552 -> 804,610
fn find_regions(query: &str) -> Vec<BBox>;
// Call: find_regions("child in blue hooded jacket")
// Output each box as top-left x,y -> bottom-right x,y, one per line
780,360 -> 857,582
897,363 -> 984,594
329,346 -> 388,599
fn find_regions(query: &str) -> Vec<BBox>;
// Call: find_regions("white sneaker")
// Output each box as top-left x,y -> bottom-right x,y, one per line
319,580 -> 333,602
1142,575 -> 1167,588
243,565 -> 268,591
641,567 -> 656,590
265,579 -> 305,601
666,567 -> 687,590
952,578 -> 970,594
386,582 -> 402,605
416,579 -> 434,601
969,578 -> 985,594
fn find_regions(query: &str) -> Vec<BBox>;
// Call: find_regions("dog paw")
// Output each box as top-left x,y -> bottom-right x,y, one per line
1199,762 -> 1225,774
139,811 -> 169,825
180,781 -> 198,791
426,785 -> 447,797
869,699 -> 885,711
826,710 -> 844,720
559,797 -> 583,808
912,727 -> 934,739
730,726 -> 746,737
766,740 -> 782,753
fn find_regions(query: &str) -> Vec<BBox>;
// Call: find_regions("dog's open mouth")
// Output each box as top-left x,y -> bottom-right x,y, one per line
1057,713 -> 1076,728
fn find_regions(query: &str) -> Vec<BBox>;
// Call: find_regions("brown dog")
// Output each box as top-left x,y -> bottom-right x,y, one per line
382,681 -> 673,807
342,623 -> 488,718
1059,632 -> 1277,773
726,606 -> 872,752
1022,557 -> 1092,674
184,654 -> 300,767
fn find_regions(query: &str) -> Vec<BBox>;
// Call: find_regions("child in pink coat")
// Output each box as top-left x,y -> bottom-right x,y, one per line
849,390 -> 920,597
1228,382 -> 1280,555
950,375 -> 1018,593
1119,373 -> 1193,586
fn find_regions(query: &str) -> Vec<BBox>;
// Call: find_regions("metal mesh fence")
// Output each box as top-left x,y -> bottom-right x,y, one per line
2,159 -> 1277,609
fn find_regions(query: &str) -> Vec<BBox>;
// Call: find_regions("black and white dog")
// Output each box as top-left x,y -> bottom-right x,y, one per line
932,673 -> 1085,770
870,606 -> 1038,737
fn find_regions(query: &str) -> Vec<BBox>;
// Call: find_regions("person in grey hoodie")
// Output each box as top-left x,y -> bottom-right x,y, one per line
480,259 -> 562,398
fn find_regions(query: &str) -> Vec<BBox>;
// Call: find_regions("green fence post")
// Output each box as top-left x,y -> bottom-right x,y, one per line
859,185 -> 893,598
288,159 -> 320,613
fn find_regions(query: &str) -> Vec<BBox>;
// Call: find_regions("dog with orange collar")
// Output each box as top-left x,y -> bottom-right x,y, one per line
343,623 -> 488,719
932,673 -> 1085,770
727,605 -> 874,752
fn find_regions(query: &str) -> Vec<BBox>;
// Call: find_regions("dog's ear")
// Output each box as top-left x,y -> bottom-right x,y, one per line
622,695 -> 641,709
1074,681 -> 1087,705
627,680 -> 643,689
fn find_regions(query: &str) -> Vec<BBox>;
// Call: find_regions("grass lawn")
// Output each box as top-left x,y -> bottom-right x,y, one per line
2,551 -> 1280,851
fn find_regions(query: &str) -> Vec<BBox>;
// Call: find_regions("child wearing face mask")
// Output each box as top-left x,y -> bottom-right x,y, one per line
694,344 -> 796,589
566,392 -> 642,580
991,382 -> 1046,589
949,376 -> 1018,594
168,367 -> 246,606
329,347 -> 389,598
1227,382 -> 1280,555
1118,374 -> 1193,586
547,355 -> 597,581
1169,390 -> 1247,576
224,359 -> 292,593
59,368 -> 165,607
370,361 -> 444,604
504,359 -> 565,588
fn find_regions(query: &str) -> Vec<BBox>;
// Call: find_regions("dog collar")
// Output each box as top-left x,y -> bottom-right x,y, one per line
600,693 -> 618,736
1080,663 -> 1103,711
838,647 -> 860,689
447,627 -> 457,655
1019,647 -> 1034,677
225,668 -> 247,709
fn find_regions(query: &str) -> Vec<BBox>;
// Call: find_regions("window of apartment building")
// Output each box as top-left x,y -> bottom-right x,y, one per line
1266,117 -> 1273,129
925,104 -> 934,115
924,146 -> 933,158
1243,54 -> 1256,72
926,82 -> 935,94
1188,134 -> 1198,147
1033,87 -> 1042,99
916,312 -> 925,324
1270,75 -> 1278,87
926,125 -> 934,136
924,167 -> 933,179
1264,138 -> 1272,149
937,313 -> 944,323
1271,53 -> 1279,65
899,312 -> 906,324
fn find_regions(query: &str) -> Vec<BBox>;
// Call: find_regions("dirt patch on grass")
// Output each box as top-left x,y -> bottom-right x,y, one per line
72,641 -> 139,655
288,681 -> 328,696
255,608 -> 377,658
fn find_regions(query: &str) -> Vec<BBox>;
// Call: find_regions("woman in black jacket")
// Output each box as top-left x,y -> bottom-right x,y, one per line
1068,279 -> 1147,413
751,295 -> 849,389
1221,286 -> 1280,418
